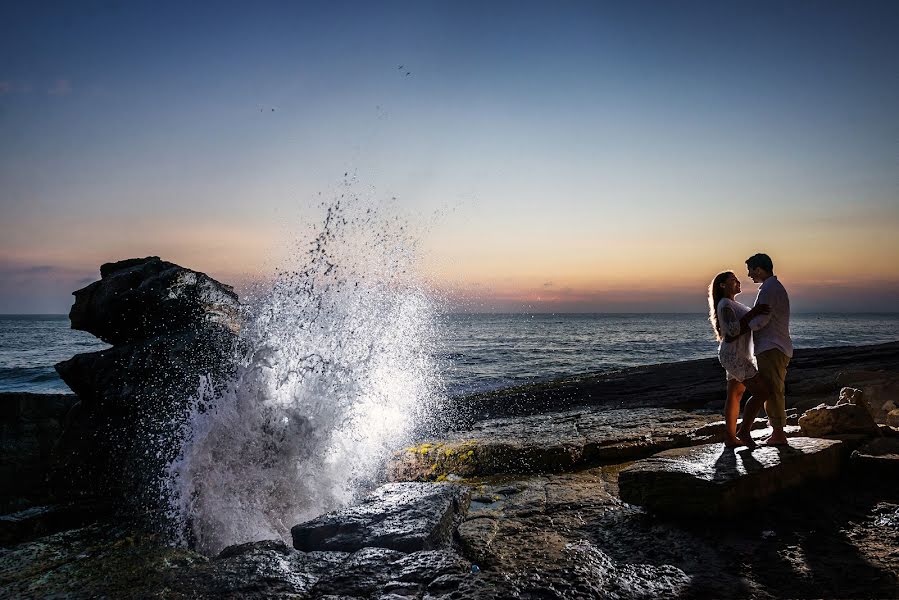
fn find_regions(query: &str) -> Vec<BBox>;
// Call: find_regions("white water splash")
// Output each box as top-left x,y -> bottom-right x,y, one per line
165,197 -> 445,555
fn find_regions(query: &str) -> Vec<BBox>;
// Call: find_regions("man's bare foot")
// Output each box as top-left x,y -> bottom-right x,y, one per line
724,435 -> 743,448
763,433 -> 789,446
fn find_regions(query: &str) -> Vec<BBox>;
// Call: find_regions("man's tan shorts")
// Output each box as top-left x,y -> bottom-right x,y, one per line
756,348 -> 791,428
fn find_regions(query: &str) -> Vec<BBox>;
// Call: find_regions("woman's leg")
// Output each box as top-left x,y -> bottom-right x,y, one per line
737,374 -> 771,444
724,379 -> 745,446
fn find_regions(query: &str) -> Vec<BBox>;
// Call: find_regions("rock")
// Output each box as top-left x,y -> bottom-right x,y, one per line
837,386 -> 865,406
291,482 -> 470,553
887,409 -> 899,427
0,502 -> 105,546
798,394 -> 881,437
312,547 -> 407,596
215,538 -> 291,559
4,467 -> 899,599
206,541 -> 344,598
618,437 -> 844,517
835,370 -> 899,423
0,392 -> 78,511
69,256 -> 239,345
50,258 -> 239,509
388,408 -> 722,482
851,437 -> 899,475
455,470 -> 697,598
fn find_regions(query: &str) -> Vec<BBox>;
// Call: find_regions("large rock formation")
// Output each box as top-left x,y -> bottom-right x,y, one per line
50,257 -> 239,507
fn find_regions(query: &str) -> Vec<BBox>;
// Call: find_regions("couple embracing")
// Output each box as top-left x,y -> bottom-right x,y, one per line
709,253 -> 793,448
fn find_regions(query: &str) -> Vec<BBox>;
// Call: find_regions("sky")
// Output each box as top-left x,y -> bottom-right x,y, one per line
1,0 -> 898,313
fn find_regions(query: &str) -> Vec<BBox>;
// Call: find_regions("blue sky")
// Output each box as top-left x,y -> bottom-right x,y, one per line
2,0 -> 898,312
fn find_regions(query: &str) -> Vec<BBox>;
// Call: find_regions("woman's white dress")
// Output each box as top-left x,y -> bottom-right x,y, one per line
717,297 -> 758,382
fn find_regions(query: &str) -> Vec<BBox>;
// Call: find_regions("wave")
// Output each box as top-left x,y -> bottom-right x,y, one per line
0,367 -> 70,393
164,198 -> 447,555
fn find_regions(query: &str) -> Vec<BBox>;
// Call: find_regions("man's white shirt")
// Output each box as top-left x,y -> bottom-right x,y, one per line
748,275 -> 793,358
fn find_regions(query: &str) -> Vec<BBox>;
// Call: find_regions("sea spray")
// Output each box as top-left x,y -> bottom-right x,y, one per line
165,198 -> 446,555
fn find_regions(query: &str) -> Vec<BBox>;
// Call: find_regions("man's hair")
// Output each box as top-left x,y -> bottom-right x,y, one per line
746,253 -> 774,273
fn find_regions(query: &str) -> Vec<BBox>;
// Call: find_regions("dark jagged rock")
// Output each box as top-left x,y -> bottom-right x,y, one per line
5,472 -> 897,599
0,392 -> 79,511
291,482 -> 470,553
50,258 -> 238,509
69,256 -> 239,345
618,438 -> 844,517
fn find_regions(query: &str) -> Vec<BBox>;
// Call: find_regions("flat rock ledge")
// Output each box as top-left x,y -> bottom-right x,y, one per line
618,437 -> 843,517
291,482 -> 470,553
388,407 -> 733,482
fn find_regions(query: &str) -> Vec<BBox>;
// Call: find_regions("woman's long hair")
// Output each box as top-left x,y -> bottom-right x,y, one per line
708,271 -> 734,341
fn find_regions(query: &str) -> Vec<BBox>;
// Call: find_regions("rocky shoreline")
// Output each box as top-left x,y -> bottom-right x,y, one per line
1,257 -> 897,598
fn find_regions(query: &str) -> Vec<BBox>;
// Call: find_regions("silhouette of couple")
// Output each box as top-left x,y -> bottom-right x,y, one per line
709,253 -> 793,448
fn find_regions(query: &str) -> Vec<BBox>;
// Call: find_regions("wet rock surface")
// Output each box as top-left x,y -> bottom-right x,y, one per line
388,407 -> 724,481
292,482 -> 470,553
3,471 -> 897,599
618,437 -> 844,517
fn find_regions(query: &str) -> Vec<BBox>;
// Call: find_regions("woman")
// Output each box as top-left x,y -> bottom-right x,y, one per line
708,271 -> 771,448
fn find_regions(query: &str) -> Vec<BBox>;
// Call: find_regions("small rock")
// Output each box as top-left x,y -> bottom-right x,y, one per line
887,409 -> 899,428
291,482 -> 470,553
799,397 -> 881,437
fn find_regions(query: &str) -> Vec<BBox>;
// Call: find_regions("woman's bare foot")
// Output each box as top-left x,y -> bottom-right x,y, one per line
736,429 -> 757,448
724,436 -> 743,448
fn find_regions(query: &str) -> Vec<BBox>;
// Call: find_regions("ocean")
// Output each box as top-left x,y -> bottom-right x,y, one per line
3,313 -> 898,397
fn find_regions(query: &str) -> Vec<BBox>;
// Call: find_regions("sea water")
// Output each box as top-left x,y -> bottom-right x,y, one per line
4,312 -> 898,397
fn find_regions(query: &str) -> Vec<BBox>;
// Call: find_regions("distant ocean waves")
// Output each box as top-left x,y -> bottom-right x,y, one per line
2,313 -> 898,397
0,315 -> 109,395
0,365 -> 69,393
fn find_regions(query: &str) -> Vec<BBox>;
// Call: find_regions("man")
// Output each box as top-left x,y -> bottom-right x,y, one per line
743,253 -> 793,445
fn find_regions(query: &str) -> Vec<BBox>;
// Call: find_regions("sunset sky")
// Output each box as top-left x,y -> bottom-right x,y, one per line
2,1 -> 897,313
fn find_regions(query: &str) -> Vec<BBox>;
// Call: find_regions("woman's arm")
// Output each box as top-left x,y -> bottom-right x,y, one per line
723,304 -> 771,342
718,305 -> 742,339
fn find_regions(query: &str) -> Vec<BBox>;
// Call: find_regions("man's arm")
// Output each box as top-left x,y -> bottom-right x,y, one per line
749,285 -> 774,331
724,304 -> 770,342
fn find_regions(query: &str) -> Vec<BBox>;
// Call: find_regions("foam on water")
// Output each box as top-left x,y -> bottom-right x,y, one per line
165,197 -> 446,554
